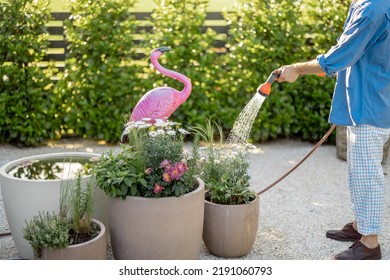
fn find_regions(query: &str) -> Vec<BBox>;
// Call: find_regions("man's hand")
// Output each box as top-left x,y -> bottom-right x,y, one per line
275,59 -> 324,83
277,65 -> 300,83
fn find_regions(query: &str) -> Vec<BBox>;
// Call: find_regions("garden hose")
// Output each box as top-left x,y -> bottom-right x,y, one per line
0,230 -> 11,237
258,124 -> 336,195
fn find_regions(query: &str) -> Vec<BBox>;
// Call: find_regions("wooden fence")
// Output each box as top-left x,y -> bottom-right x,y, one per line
46,12 -> 229,71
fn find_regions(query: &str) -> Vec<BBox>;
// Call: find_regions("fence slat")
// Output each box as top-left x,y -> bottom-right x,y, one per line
43,12 -> 228,69
47,26 -> 64,35
49,40 -> 68,49
51,12 -> 71,20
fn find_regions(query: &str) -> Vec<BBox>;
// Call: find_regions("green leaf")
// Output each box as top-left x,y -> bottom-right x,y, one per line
120,184 -> 128,196
131,185 -> 138,196
124,177 -> 135,187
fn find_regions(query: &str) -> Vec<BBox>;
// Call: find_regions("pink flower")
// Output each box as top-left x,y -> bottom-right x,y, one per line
162,172 -> 172,183
153,183 -> 165,194
160,159 -> 172,169
169,162 -> 187,180
169,165 -> 182,180
144,167 -> 153,175
175,162 -> 188,173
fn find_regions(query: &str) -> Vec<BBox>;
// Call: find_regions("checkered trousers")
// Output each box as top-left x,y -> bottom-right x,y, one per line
347,125 -> 390,235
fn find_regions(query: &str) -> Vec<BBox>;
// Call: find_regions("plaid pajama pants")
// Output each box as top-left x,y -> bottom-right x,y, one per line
347,125 -> 390,235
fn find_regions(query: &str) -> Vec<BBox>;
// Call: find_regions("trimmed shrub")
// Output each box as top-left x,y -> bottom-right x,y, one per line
0,0 -> 350,144
0,0 -> 59,146
57,0 -> 141,142
222,0 -> 347,143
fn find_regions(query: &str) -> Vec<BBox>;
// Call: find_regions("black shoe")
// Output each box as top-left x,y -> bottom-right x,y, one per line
333,240 -> 382,260
326,222 -> 362,242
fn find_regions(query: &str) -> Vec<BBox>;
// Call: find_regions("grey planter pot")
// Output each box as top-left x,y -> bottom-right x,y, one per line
37,219 -> 107,260
203,194 -> 259,258
108,177 -> 205,260
0,152 -> 108,259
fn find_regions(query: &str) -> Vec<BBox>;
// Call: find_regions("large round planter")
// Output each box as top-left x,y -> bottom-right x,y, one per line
109,177 -> 205,260
203,194 -> 259,258
0,152 -> 108,259
36,219 -> 107,260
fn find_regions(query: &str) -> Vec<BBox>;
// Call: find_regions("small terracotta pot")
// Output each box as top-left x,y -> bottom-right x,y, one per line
108,178 -> 205,260
203,194 -> 259,258
37,219 -> 107,260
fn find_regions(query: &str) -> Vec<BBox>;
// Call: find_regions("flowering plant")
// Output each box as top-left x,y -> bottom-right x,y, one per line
190,121 -> 256,205
92,118 -> 199,199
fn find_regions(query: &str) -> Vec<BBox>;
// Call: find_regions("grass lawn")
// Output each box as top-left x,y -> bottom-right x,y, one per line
49,0 -> 235,11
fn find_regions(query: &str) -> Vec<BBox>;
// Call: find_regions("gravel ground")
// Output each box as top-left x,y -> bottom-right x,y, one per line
1,138 -> 389,260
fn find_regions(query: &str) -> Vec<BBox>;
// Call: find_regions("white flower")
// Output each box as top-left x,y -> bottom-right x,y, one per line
154,119 -> 165,126
134,120 -> 146,127
148,131 -> 158,137
156,129 -> 165,135
2,75 -> 9,82
166,121 -> 178,127
89,156 -> 101,162
178,128 -> 189,135
166,130 -> 176,136
124,121 -> 137,129
138,123 -> 152,129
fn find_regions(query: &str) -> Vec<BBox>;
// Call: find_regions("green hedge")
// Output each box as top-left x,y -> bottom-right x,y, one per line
220,0 -> 347,142
0,0 -> 60,146
57,0 -> 141,143
0,0 -> 348,145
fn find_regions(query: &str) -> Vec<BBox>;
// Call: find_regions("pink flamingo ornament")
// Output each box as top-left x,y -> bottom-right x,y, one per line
121,47 -> 192,142
129,46 -> 192,120
130,46 -> 192,117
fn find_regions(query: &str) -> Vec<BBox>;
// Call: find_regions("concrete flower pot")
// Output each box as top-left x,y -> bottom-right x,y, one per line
203,194 -> 259,258
36,219 -> 107,260
0,152 -> 108,259
108,177 -> 205,260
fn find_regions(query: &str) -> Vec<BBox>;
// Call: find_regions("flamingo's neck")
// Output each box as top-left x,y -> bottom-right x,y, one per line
151,54 -> 192,103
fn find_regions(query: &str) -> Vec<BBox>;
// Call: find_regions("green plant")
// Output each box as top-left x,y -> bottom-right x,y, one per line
58,0 -> 141,142
22,212 -> 70,258
69,174 -> 95,236
190,120 -> 255,205
92,118 -> 199,199
22,173 -> 98,258
0,0 -> 60,146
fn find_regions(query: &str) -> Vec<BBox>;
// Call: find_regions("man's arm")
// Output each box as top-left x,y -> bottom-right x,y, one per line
277,59 -> 325,83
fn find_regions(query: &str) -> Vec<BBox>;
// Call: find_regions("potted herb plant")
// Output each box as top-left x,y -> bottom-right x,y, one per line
0,152 -> 108,259
91,118 -> 204,260
191,121 -> 259,258
22,173 -> 107,260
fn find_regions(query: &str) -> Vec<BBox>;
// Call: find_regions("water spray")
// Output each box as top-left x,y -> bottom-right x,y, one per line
254,70 -> 336,195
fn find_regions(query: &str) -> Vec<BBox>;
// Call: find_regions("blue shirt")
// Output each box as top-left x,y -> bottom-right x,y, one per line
317,0 -> 390,128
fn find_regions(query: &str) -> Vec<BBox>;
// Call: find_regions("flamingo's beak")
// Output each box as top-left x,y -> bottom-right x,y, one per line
156,46 -> 172,53
121,130 -> 128,143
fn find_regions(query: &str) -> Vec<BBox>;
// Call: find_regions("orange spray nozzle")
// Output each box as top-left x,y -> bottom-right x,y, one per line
257,70 -> 326,97
257,71 -> 281,97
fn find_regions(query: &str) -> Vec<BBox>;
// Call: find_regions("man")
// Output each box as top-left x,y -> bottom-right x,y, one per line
276,0 -> 390,260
